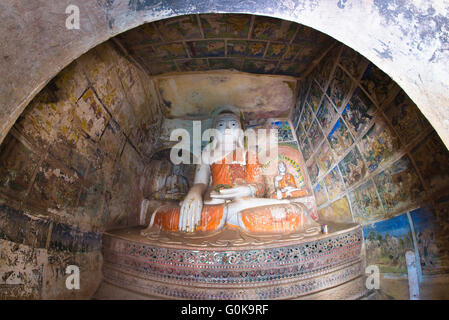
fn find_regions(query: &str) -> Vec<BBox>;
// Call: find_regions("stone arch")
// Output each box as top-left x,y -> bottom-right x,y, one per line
1,0 -> 448,150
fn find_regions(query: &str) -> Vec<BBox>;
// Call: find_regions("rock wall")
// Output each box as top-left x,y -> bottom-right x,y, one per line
0,41 -> 162,299
293,43 -> 449,276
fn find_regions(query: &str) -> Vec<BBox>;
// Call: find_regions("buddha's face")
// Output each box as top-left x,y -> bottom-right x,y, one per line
213,113 -> 242,147
214,114 -> 241,132
278,162 -> 286,174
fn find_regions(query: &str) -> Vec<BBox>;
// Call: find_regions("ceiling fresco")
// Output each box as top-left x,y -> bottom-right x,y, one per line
116,14 -> 335,77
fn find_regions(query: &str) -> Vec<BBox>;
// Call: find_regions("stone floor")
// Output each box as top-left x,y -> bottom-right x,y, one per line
373,273 -> 449,300
94,274 -> 449,300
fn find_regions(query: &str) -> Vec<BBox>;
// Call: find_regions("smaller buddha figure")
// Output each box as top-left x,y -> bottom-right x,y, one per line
165,164 -> 189,195
273,161 -> 308,199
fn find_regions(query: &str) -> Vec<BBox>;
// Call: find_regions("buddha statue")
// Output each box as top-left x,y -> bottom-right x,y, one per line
143,111 -> 319,234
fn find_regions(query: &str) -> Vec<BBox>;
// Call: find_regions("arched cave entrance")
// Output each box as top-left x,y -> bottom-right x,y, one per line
1,11 -> 449,300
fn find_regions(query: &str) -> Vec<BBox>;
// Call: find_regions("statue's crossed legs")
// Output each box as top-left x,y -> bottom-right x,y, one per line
150,197 -> 319,233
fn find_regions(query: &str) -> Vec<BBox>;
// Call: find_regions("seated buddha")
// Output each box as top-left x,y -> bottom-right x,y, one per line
143,111 -> 319,234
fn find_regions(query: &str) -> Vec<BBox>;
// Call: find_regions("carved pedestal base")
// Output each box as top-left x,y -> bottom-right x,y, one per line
100,222 -> 366,299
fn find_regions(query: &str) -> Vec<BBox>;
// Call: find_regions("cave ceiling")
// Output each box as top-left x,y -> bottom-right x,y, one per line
115,14 -> 336,78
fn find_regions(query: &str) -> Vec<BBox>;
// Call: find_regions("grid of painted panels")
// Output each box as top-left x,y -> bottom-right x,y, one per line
291,43 -> 449,228
115,14 -> 334,77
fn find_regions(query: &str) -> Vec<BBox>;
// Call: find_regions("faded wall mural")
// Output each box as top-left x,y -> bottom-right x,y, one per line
0,41 -> 162,299
292,43 -> 449,275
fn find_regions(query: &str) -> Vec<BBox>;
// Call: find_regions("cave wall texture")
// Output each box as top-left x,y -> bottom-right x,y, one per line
0,41 -> 162,299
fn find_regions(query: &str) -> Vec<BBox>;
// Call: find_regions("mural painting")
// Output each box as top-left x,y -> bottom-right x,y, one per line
227,40 -> 266,58
338,147 -> 367,187
200,14 -> 251,38
307,81 -> 323,112
314,181 -> 328,207
410,206 -> 449,275
261,144 -> 309,198
307,119 -> 325,149
411,131 -> 449,192
301,103 -> 314,131
155,16 -> 202,41
318,196 -> 352,223
176,59 -> 209,72
359,117 -> 400,173
187,40 -> 226,58
115,23 -> 161,47
349,179 -> 384,224
363,213 -> 414,273
282,44 -> 301,61
154,43 -> 188,60
360,63 -> 399,107
277,60 -> 304,77
316,95 -> 337,133
307,160 -> 320,185
327,118 -> 354,157
291,101 -> 302,130
384,91 -> 430,146
327,67 -> 353,110
299,136 -> 312,162
373,155 -> 424,215
294,24 -> 327,42
295,122 -> 305,142
314,44 -> 339,90
268,120 -> 295,142
147,60 -> 178,75
251,16 -> 297,41
209,58 -> 242,70
323,166 -> 346,201
316,141 -> 334,173
339,47 -> 369,80
265,43 -> 288,59
119,13 -> 336,77
342,88 -> 376,138
297,76 -> 311,111
0,136 -> 40,200
242,59 -> 277,74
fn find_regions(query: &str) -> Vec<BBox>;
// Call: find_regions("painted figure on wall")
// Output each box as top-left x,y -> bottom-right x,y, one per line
165,164 -> 189,196
143,111 -> 319,234
273,161 -> 307,199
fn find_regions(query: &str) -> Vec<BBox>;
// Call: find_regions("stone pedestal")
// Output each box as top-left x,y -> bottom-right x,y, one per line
99,222 -> 366,299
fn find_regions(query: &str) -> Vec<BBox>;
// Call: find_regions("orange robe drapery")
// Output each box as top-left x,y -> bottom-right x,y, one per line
272,173 -> 308,199
151,151 -> 310,233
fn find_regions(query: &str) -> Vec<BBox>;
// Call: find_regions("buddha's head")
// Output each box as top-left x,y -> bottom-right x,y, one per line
211,111 -> 243,150
278,161 -> 287,174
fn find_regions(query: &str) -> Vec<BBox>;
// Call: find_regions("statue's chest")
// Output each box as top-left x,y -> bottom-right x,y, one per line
210,162 -> 247,188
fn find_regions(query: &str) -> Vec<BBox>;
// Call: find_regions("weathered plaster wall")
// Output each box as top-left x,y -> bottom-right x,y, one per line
293,43 -> 449,277
0,41 -> 162,299
155,72 -> 297,119
1,0 -> 449,154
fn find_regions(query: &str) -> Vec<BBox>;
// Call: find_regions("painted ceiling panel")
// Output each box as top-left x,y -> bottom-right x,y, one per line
155,72 -> 297,120
116,14 -> 335,77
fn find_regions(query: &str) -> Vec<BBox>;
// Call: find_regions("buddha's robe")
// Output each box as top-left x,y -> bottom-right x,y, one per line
151,152 -> 312,233
272,173 -> 308,199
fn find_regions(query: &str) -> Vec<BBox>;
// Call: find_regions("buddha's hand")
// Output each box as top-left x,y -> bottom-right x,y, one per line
210,185 -> 254,200
179,187 -> 203,232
